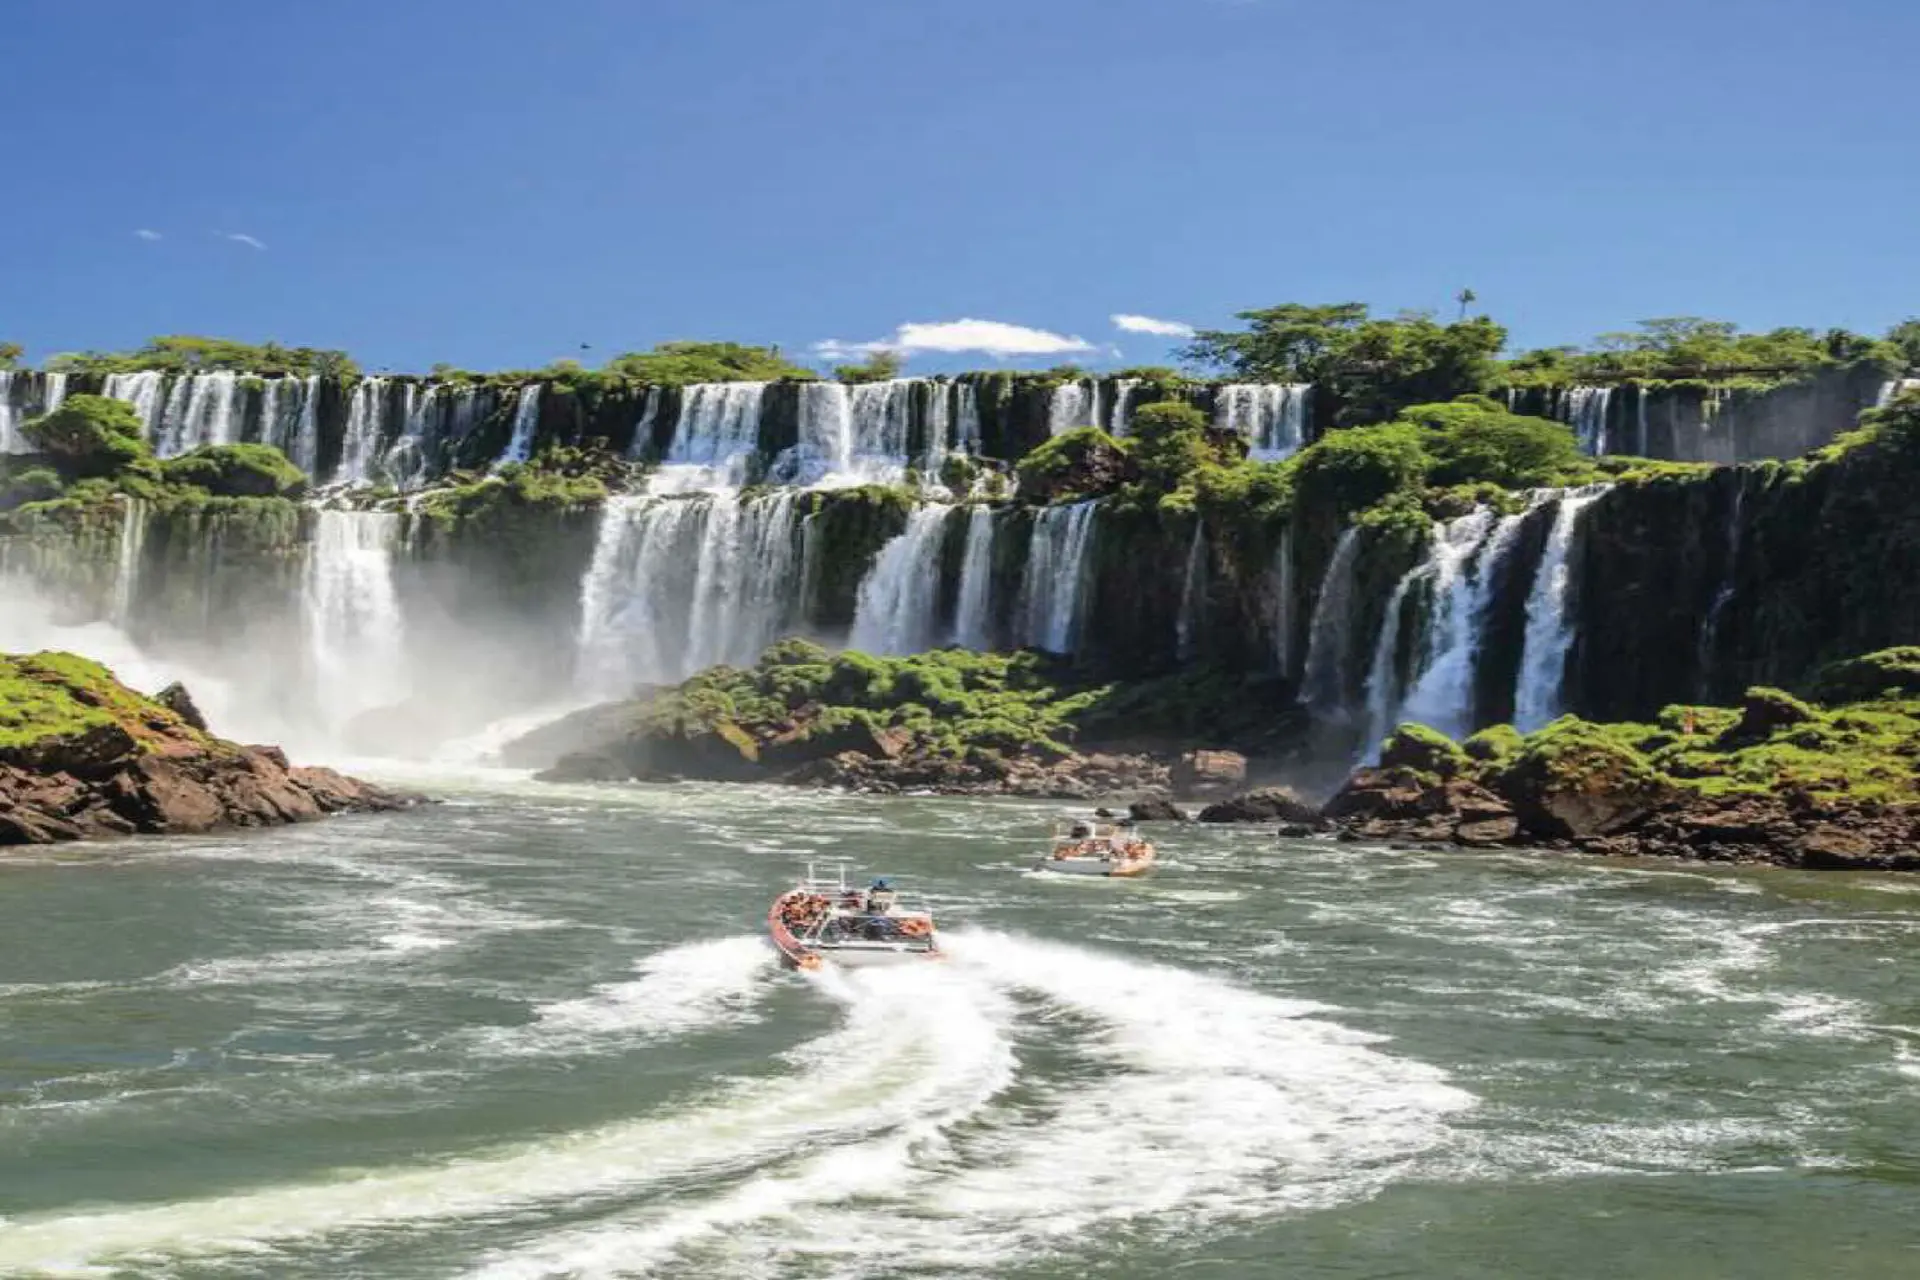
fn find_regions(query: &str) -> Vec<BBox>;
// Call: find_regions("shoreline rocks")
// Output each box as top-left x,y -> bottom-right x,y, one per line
0,653 -> 418,848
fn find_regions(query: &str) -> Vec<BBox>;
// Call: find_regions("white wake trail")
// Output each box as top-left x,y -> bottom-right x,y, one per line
499,935 -> 777,1051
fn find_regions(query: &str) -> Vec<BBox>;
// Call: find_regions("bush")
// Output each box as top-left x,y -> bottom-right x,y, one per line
0,465 -> 64,511
1015,427 -> 1131,503
1809,647 -> 1920,704
1401,400 -> 1592,489
1289,422 -> 1430,518
161,444 -> 308,498
23,395 -> 151,480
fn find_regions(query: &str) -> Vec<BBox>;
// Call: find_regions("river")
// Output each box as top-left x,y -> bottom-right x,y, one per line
2,771 -> 1917,1278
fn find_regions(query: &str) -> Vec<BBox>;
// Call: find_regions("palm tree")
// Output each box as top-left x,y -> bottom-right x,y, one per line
1456,288 -> 1478,322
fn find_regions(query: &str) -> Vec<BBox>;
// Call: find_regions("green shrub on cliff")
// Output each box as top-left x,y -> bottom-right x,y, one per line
1809,647 -> 1920,704
1015,427 -> 1131,503
0,465 -> 64,512
44,336 -> 355,379
160,444 -> 308,499
1401,399 -> 1594,489
23,395 -> 152,480
1502,318 -> 1901,388
601,341 -> 814,387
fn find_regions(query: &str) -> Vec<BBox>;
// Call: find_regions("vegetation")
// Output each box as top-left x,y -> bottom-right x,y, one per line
160,444 -> 308,499
1502,318 -> 1903,387
600,341 -> 814,387
0,342 -> 21,371
1184,303 -> 1507,426
1014,427 -> 1131,503
1382,651 -> 1920,806
412,445 -> 620,525
22,395 -> 152,479
44,335 -> 356,379
0,651 -> 212,757
833,350 -> 904,384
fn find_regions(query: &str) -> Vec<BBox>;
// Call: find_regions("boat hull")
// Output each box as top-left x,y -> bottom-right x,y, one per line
1036,853 -> 1155,878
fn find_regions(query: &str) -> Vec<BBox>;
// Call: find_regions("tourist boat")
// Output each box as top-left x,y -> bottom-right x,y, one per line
768,863 -> 941,970
1035,818 -> 1157,878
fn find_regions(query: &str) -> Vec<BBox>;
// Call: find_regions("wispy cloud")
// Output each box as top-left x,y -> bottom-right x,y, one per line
815,318 -> 1095,362
133,228 -> 162,242
1111,313 -> 1196,339
222,232 -> 267,251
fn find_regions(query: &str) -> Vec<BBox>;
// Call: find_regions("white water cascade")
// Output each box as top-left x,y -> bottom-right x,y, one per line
335,377 -> 391,486
102,370 -> 167,435
497,384 -> 543,467
951,505 -> 997,650
1018,502 -> 1098,652
628,387 -> 663,458
955,381 -> 983,455
1175,521 -> 1208,661
0,372 -> 20,454
1301,527 -> 1364,715
1877,378 -> 1920,408
1047,379 -> 1099,436
154,372 -> 242,457
574,491 -> 804,696
1215,384 -> 1311,460
302,510 -> 408,737
1109,379 -> 1141,437
653,383 -> 766,493
1365,507 -> 1534,753
42,372 -> 69,417
1564,387 -> 1614,455
1513,486 -> 1610,731
850,505 -> 954,655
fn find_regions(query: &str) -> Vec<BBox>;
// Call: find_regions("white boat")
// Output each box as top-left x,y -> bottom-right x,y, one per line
768,863 -> 941,970
1036,818 -> 1157,878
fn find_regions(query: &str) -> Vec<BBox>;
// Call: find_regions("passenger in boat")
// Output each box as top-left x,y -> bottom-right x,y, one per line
839,888 -> 863,912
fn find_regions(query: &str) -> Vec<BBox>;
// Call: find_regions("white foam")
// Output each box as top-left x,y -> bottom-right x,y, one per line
505,935 -> 775,1049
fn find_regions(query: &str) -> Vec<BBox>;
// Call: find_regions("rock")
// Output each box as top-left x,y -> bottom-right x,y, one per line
1498,733 -> 1672,840
1198,786 -> 1318,824
1277,822 -> 1317,839
1171,750 -> 1248,796
1794,825 -> 1878,869
1320,767 -> 1433,821
536,750 -> 635,783
496,698 -> 656,770
1726,687 -> 1817,741
1378,724 -> 1470,779
1453,816 -> 1522,846
155,682 -> 209,732
1129,798 -> 1189,823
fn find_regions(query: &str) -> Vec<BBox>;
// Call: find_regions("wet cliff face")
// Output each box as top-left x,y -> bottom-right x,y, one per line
1567,430 -> 1920,720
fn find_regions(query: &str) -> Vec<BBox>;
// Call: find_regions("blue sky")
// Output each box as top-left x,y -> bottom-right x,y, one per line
6,0 -> 1917,374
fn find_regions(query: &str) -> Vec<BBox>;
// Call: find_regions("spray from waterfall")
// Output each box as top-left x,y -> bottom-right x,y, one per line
1175,521 -> 1207,661
302,510 -> 408,738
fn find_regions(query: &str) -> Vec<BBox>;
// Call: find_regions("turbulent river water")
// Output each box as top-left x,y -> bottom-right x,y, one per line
3,772 -> 1919,1278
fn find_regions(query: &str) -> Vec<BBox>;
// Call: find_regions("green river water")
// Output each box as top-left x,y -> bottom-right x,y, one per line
2,771 -> 1917,1278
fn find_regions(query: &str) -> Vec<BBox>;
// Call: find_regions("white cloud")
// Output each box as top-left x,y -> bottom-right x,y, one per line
814,318 -> 1095,362
133,228 -> 162,242
1111,313 -> 1196,338
222,232 -> 267,250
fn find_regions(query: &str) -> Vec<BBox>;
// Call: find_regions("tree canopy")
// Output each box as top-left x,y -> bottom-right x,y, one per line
22,395 -> 152,479
44,336 -> 357,379
600,341 -> 814,386
834,350 -> 905,385
1504,318 -> 1902,385
1183,303 -> 1507,426
0,342 -> 21,371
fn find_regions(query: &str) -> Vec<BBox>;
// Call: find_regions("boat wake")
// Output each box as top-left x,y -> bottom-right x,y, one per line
0,933 -> 1469,1279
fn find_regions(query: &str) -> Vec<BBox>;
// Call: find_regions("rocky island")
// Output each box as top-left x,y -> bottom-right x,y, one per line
0,650 -> 412,846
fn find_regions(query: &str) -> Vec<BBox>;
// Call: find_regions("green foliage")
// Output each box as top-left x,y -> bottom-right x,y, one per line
45,335 -> 356,378
0,465 -> 64,512
1128,400 -> 1226,497
0,342 -> 21,370
1504,318 -> 1901,387
23,394 -> 152,480
1463,723 -> 1524,767
0,651 -> 213,756
1889,319 -> 1920,372
1015,427 -> 1130,503
1184,302 -> 1507,426
833,350 -> 904,384
1288,422 -> 1430,519
413,462 -> 608,525
1398,400 -> 1594,489
160,444 -> 308,499
1809,647 -> 1920,704
600,341 -> 814,386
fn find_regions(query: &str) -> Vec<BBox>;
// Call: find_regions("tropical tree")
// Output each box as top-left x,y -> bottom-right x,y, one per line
23,395 -> 152,479
602,341 -> 814,386
834,350 -> 904,384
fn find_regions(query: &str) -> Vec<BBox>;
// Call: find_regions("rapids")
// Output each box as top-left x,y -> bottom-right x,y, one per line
2,774 -> 1918,1278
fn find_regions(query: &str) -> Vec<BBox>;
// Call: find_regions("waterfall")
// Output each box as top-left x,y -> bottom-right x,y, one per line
1301,527 -> 1363,715
497,384 -> 543,467
1877,378 -> 1920,408
955,382 -> 982,454
335,377 -> 390,486
1047,379 -> 1097,436
654,382 -> 766,493
1634,386 -> 1650,456
1565,387 -> 1613,455
923,380 -> 951,472
573,490 -> 803,696
1214,384 -> 1311,461
303,510 -> 408,734
1175,521 -> 1207,661
259,375 -> 320,469
42,373 -> 69,416
785,380 -> 929,487
1110,379 -> 1141,437
951,506 -> 996,649
103,370 -> 167,436
1695,478 -> 1748,700
850,505 -> 953,655
1369,507 -> 1533,751
110,498 -> 150,628
154,372 -> 242,456
628,386 -> 663,458
1018,501 -> 1098,652
1359,571 -> 1424,757
1271,523 -> 1296,678
0,372 -> 17,454
1513,486 -> 1609,731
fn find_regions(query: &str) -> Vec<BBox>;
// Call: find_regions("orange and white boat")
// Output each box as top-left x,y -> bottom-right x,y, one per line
1036,818 -> 1156,878
768,864 -> 941,970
